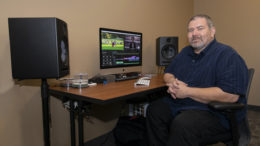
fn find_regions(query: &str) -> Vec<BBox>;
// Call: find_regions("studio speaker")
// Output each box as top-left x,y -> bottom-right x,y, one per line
156,37 -> 178,66
8,17 -> 70,79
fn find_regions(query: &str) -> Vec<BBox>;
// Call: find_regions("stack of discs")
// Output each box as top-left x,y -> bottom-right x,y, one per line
71,79 -> 88,88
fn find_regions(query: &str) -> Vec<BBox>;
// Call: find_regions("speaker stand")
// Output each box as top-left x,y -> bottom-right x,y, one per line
41,78 -> 50,146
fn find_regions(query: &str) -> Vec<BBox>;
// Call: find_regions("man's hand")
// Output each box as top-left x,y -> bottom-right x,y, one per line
163,73 -> 239,103
167,78 -> 188,99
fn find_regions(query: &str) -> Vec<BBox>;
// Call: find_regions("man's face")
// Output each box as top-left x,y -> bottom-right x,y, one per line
187,17 -> 215,53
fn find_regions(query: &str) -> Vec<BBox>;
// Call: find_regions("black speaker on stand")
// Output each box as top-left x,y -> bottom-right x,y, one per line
8,17 -> 70,146
156,37 -> 178,67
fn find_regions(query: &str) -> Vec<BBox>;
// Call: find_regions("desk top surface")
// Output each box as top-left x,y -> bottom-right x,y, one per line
49,74 -> 166,104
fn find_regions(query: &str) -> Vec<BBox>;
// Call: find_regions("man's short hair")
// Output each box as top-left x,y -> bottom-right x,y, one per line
188,14 -> 214,28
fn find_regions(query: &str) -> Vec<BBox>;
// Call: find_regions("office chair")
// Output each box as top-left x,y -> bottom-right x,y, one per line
199,68 -> 255,146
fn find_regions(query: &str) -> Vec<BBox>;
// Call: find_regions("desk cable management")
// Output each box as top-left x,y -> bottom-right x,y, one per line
63,100 -> 94,123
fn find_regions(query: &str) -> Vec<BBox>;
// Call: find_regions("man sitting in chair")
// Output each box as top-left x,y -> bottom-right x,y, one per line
146,14 -> 248,146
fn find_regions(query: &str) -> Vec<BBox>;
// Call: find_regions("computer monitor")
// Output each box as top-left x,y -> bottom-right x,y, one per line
100,28 -> 142,69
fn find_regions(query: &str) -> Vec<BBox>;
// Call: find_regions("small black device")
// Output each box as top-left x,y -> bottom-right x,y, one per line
156,37 -> 178,66
89,75 -> 107,84
8,17 -> 70,79
113,72 -> 140,81
100,28 -> 142,69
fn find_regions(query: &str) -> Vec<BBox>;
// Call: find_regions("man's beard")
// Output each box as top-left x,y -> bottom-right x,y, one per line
190,36 -> 205,50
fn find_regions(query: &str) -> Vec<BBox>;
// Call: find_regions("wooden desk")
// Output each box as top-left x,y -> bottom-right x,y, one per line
48,74 -> 166,146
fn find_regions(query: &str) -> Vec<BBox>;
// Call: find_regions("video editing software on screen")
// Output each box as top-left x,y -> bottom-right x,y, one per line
100,28 -> 142,69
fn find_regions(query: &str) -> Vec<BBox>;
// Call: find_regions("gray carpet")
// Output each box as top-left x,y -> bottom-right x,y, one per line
248,110 -> 260,146
85,109 -> 260,146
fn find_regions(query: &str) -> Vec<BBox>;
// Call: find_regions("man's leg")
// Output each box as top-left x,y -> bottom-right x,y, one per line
167,110 -> 228,146
146,98 -> 173,146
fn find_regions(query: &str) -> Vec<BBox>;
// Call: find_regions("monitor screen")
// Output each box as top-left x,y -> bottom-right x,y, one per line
100,28 -> 142,69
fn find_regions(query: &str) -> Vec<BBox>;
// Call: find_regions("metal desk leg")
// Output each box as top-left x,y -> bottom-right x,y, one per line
69,100 -> 76,146
78,101 -> 84,146
41,78 -> 50,146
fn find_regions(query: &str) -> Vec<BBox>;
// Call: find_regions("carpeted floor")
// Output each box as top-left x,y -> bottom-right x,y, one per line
247,109 -> 260,146
85,109 -> 260,146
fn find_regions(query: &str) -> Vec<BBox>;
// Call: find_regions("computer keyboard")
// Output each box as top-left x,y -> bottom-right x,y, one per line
135,78 -> 150,86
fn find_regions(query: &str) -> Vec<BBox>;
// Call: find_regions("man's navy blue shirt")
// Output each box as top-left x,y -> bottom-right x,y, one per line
164,39 -> 248,128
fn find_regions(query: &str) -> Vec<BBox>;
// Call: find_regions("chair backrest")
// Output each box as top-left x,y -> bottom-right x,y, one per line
245,68 -> 255,100
238,68 -> 254,146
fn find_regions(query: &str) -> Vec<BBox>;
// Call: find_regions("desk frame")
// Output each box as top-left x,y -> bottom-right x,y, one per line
43,75 -> 166,146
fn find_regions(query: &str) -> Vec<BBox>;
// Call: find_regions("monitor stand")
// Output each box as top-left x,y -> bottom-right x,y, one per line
113,71 -> 141,81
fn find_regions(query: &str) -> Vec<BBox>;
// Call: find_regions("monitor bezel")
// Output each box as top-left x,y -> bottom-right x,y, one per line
99,27 -> 142,69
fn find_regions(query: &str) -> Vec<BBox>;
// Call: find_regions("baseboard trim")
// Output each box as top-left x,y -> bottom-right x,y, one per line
248,105 -> 260,111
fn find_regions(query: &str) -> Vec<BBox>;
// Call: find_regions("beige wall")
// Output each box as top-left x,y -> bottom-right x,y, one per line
194,0 -> 260,105
2,0 -> 259,146
0,0 -> 193,146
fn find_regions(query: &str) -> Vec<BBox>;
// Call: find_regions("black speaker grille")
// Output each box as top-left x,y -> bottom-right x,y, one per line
161,44 -> 176,59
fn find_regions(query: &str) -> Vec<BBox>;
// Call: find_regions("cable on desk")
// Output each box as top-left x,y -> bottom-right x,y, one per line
157,66 -> 166,74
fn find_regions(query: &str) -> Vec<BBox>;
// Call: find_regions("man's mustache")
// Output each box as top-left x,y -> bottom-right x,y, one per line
192,36 -> 202,41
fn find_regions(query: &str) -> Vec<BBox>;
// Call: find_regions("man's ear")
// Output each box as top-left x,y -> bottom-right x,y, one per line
210,26 -> 216,37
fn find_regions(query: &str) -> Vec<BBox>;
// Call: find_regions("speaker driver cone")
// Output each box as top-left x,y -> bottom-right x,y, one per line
161,44 -> 176,59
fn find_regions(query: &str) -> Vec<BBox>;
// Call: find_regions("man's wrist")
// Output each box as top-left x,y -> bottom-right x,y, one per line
185,86 -> 193,97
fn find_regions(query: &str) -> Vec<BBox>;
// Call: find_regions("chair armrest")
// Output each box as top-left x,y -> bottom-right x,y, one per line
208,101 -> 245,111
209,102 -> 246,145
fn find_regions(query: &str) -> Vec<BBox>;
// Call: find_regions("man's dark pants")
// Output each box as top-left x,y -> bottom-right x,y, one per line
146,98 -> 228,146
